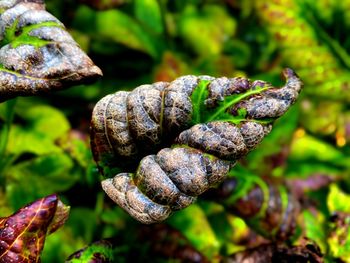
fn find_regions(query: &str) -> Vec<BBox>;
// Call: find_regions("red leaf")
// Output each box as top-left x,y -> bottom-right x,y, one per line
0,194 -> 70,263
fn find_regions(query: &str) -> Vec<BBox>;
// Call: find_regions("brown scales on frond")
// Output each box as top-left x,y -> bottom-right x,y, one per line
91,68 -> 303,224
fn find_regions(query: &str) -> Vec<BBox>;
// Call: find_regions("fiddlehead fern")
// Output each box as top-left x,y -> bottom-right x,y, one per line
91,68 -> 302,224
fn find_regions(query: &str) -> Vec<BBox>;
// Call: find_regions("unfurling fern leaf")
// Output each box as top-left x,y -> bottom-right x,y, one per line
90,69 -> 303,224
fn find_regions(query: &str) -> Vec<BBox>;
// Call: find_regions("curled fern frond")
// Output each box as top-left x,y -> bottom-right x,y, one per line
91,69 -> 302,223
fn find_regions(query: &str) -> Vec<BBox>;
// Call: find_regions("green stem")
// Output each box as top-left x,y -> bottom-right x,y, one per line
0,98 -> 17,170
157,0 -> 170,45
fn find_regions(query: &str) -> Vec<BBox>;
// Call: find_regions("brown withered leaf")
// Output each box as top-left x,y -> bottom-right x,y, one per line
0,194 -> 70,263
204,177 -> 301,241
224,242 -> 324,263
47,199 -> 70,234
287,174 -> 336,200
139,224 -> 209,263
0,0 -> 102,102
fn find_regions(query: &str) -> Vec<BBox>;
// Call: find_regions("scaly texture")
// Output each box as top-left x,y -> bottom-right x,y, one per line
0,0 -> 102,102
91,68 -> 303,224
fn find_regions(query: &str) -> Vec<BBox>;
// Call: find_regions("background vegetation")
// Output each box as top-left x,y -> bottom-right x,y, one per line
1,0 -> 350,262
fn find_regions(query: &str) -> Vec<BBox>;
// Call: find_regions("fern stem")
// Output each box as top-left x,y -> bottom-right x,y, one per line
0,98 -> 17,170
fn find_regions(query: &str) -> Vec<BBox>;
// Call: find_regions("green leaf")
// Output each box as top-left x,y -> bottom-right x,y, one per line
59,134 -> 92,169
68,208 -> 98,243
327,184 -> 350,213
255,0 -> 350,101
303,210 -> 328,253
66,240 -> 113,263
134,0 -> 163,34
17,105 -> 70,140
6,104 -> 70,155
224,39 -> 252,68
42,228 -> 86,263
190,79 -> 270,125
168,204 -> 220,259
206,208 -> 250,256
190,79 -> 210,124
327,212 -> 350,262
285,161 -> 342,179
289,133 -> 349,168
5,153 -> 76,209
178,5 -> 236,57
0,98 -> 17,167
205,85 -> 268,123
7,127 -> 62,155
300,100 -> 343,137
95,9 -> 159,58
78,0 -> 126,10
226,166 -> 269,204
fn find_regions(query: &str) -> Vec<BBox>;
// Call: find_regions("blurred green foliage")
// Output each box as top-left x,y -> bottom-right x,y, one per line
1,0 -> 350,262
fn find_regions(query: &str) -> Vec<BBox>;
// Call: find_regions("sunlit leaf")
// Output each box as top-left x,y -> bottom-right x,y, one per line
289,133 -> 349,168
66,240 -> 113,263
168,204 -> 220,259
255,0 -> 350,101
300,100 -> 343,136
95,8 -> 159,57
302,210 -> 327,253
178,5 -> 236,57
41,228 -> 86,263
134,0 -> 163,35
6,104 -> 70,155
327,184 -> 350,213
5,153 -> 76,208
17,105 -> 70,141
327,212 -> 350,262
